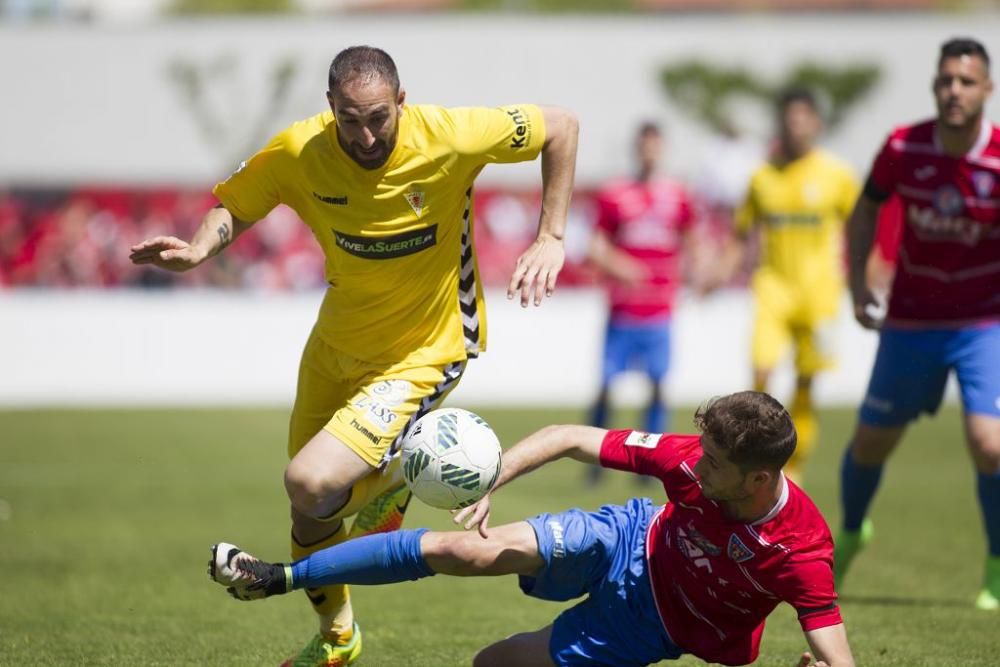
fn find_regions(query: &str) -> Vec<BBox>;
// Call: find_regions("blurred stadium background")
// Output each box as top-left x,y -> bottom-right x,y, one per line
2,2 -> 1000,666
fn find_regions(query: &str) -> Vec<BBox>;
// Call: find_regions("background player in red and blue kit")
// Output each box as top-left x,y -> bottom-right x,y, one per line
585,122 -> 696,484
211,392 -> 855,667
837,37 -> 1000,611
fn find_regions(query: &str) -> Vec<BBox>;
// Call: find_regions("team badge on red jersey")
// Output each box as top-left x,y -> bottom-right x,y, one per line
933,184 -> 965,215
625,431 -> 661,448
727,533 -> 755,562
972,171 -> 996,199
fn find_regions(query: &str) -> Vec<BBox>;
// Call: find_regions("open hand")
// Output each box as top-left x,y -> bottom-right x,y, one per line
452,494 -> 492,539
796,652 -> 830,667
129,236 -> 206,272
507,234 -> 564,307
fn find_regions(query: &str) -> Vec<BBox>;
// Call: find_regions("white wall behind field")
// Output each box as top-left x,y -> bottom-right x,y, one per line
0,288 -> 891,408
2,12 -> 998,187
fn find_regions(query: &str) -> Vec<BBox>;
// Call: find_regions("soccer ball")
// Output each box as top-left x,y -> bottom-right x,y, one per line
400,408 -> 502,510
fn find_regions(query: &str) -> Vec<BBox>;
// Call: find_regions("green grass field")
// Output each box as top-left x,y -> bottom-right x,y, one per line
1,405 -> 998,666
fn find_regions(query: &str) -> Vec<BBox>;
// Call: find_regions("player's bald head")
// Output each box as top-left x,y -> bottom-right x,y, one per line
328,46 -> 400,94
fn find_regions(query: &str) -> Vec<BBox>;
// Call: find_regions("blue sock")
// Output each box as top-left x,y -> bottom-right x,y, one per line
290,528 -> 434,589
840,446 -> 884,532
977,471 -> 1000,557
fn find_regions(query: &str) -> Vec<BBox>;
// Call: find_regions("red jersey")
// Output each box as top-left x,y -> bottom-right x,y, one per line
595,177 -> 694,321
601,430 -> 841,666
867,119 -> 1000,326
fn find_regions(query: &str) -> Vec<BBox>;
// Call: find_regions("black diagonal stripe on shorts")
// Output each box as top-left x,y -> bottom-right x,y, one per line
383,361 -> 467,465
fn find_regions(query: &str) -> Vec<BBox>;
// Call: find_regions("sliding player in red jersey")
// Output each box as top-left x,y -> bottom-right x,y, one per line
211,391 -> 854,667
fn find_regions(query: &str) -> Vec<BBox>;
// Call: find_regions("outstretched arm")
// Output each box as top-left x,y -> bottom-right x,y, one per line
797,624 -> 855,667
507,105 -> 579,307
129,204 -> 253,272
454,424 -> 605,537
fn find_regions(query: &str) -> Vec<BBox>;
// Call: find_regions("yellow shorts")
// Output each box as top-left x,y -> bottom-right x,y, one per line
288,327 -> 467,468
750,272 -> 841,376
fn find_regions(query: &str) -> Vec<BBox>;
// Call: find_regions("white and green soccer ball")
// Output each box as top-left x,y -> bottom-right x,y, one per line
400,408 -> 502,510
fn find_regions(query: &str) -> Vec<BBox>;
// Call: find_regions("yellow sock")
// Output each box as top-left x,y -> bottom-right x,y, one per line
292,522 -> 354,642
788,385 -> 818,483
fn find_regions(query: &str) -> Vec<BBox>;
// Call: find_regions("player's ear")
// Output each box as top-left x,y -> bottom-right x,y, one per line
397,88 -> 406,110
326,90 -> 336,113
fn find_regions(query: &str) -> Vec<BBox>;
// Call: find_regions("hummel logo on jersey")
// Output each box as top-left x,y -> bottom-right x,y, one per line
727,534 -> 755,562
914,165 -> 937,181
313,192 -> 348,205
334,225 -> 437,259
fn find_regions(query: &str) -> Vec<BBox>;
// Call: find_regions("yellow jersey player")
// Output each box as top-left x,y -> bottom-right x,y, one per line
710,88 -> 859,484
129,46 -> 578,667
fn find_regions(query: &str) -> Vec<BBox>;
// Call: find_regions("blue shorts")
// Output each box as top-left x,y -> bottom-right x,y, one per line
860,322 -> 1000,427
520,498 -> 684,667
601,319 -> 672,385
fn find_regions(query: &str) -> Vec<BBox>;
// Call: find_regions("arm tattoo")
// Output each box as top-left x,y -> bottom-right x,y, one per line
212,223 -> 232,256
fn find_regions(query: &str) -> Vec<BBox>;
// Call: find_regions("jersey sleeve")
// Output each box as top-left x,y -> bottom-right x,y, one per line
212,132 -> 286,223
444,104 -> 546,165
772,548 -> 843,632
599,430 -> 695,477
733,170 -> 760,236
863,133 -> 898,203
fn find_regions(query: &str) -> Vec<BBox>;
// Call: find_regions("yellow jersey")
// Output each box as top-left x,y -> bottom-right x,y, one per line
213,104 -> 546,366
736,149 -> 859,288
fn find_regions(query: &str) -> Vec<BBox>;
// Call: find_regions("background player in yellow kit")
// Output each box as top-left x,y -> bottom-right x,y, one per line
709,88 -> 859,483
129,46 -> 578,667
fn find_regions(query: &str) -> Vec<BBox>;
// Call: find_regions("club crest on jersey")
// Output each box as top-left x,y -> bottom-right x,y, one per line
625,431 -> 661,448
405,188 -> 426,217
933,184 -> 965,216
727,534 -> 755,563
971,171 -> 995,199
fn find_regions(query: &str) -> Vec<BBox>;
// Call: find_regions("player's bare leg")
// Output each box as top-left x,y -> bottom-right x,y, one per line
835,423 -> 906,587
473,626 -> 556,667
420,522 -> 543,577
964,413 -> 1000,610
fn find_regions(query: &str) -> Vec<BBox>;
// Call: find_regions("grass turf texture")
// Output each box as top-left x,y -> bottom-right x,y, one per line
1,406 -> 997,666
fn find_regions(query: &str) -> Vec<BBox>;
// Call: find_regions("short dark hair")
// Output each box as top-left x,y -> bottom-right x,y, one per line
637,121 -> 662,138
939,37 -> 990,69
776,87 -> 820,115
328,46 -> 400,93
694,391 -> 796,472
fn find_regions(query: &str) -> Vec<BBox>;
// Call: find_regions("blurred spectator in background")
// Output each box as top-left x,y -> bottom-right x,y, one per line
705,88 -> 860,484
584,121 -> 704,486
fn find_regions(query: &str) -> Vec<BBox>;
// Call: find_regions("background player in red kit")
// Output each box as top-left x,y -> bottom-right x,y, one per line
837,37 -> 1000,611
585,122 -> 697,485
210,391 -> 855,667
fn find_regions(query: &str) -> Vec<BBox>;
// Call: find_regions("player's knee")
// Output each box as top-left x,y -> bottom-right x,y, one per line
283,460 -> 341,515
421,532 -> 485,574
850,424 -> 903,465
967,424 -> 1000,473
472,641 -> 510,667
